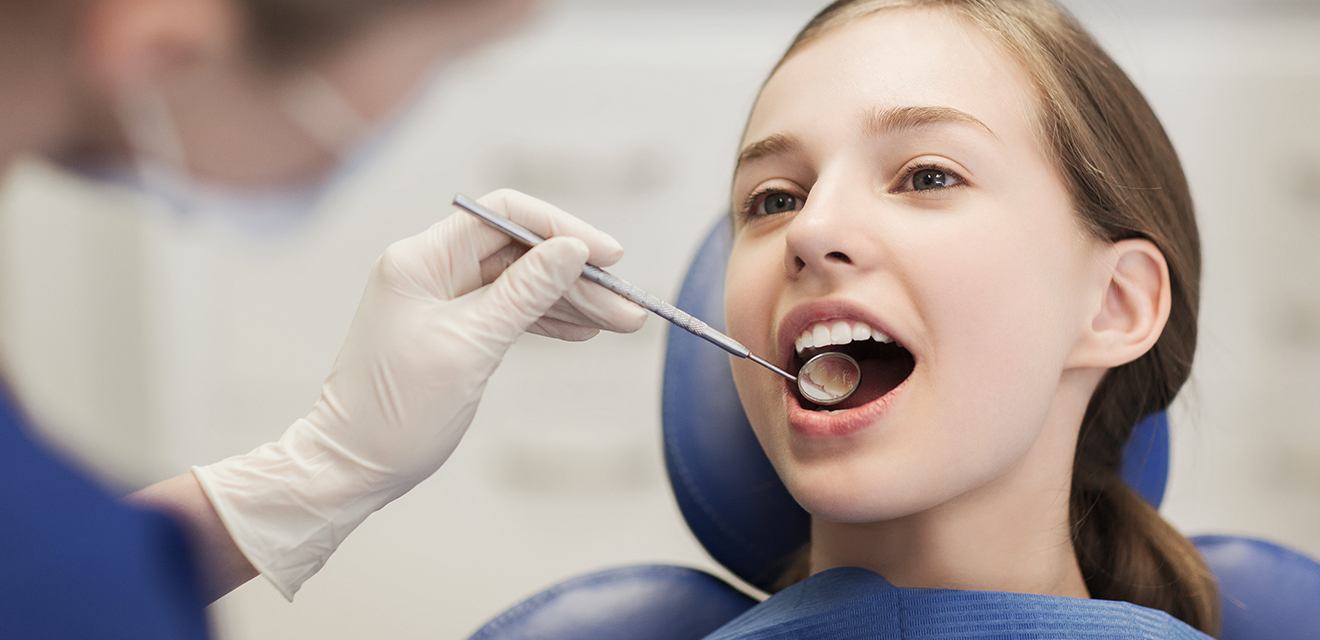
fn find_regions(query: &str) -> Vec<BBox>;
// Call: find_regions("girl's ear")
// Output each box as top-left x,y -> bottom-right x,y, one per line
1067,238 -> 1172,369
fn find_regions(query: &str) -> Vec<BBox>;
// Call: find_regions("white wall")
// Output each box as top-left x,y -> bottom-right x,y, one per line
1,2 -> 1317,638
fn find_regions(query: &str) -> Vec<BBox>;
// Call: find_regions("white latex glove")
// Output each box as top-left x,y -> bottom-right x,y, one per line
192,189 -> 647,599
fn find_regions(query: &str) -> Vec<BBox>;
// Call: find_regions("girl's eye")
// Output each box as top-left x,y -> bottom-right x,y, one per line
902,165 -> 965,192
761,192 -> 801,215
913,168 -> 949,190
743,189 -> 803,218
908,166 -> 960,190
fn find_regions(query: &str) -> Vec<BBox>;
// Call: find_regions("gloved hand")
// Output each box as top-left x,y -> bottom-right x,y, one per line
192,189 -> 647,599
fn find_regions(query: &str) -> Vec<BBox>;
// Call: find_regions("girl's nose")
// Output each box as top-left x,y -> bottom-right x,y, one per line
783,190 -> 872,282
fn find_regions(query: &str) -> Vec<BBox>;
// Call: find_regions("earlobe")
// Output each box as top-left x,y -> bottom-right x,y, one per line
80,0 -> 240,94
1070,239 -> 1172,369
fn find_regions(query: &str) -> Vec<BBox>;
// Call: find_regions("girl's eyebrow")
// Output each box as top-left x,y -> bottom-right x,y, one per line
864,105 -> 998,140
736,133 -> 803,174
735,105 -> 998,176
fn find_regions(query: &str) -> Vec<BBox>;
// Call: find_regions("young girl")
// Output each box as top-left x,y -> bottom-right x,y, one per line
724,0 -> 1218,634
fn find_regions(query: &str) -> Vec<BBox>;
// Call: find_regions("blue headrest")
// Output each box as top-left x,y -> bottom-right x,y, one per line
1193,535 -> 1320,639
662,216 -> 1171,592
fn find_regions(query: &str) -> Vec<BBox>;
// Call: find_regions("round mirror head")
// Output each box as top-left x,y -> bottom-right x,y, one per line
797,351 -> 861,406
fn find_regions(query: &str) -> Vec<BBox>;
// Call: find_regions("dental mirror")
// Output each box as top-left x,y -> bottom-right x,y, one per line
797,352 -> 862,406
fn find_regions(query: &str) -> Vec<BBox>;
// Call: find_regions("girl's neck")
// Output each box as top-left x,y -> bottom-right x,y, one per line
808,376 -> 1095,599
808,491 -> 1091,598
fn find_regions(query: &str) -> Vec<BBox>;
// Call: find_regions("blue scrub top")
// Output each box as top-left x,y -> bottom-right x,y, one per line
0,386 -> 210,639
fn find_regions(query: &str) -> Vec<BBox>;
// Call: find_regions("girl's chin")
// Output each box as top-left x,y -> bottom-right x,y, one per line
780,460 -> 943,524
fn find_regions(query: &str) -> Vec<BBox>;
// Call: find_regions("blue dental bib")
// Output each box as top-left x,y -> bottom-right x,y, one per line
707,567 -> 1209,640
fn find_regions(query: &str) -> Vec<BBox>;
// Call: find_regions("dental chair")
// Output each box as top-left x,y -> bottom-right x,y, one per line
470,218 -> 1320,640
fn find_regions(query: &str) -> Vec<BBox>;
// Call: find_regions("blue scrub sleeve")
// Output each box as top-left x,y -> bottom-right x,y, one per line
0,386 -> 211,639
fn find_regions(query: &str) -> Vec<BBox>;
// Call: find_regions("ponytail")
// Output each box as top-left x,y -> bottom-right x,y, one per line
1072,473 -> 1220,634
1072,336 -> 1219,636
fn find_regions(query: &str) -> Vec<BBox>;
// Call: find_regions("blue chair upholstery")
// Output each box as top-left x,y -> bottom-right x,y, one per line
470,216 -> 1320,639
1193,535 -> 1320,639
470,566 -> 755,640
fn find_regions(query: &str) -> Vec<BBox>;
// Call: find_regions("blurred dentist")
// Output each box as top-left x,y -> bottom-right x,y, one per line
0,0 -> 645,636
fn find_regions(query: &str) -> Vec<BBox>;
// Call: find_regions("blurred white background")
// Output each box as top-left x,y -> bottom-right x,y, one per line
1,1 -> 1317,638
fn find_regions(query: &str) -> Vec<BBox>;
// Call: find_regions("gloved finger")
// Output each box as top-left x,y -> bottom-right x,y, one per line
479,236 -> 592,344
455,189 -> 625,271
527,317 -> 601,342
479,244 -> 529,284
383,190 -> 625,303
555,278 -> 648,333
532,280 -> 648,334
482,245 -> 647,334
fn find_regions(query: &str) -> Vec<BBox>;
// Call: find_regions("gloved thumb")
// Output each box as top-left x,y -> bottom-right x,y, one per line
480,236 -> 592,342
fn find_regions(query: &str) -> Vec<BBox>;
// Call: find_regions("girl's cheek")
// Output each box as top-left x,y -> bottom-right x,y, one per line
726,243 -> 780,343
911,227 -> 1055,358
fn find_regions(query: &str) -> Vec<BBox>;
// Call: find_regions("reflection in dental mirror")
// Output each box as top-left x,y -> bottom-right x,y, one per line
797,352 -> 861,406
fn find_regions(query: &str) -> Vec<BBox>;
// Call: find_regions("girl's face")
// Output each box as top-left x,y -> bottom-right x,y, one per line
727,9 -> 1107,523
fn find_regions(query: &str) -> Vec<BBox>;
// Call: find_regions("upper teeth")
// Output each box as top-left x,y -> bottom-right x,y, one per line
794,320 -> 891,354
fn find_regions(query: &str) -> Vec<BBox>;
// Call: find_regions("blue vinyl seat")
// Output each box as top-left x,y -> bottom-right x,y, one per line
471,218 -> 1320,640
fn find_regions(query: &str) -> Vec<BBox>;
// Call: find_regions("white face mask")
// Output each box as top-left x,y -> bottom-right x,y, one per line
108,73 -> 392,237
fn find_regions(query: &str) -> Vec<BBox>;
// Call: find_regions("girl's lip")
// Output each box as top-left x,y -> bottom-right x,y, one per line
784,371 -> 912,437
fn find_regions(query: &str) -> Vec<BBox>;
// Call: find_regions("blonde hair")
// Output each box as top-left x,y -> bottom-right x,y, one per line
760,1 -> 1218,634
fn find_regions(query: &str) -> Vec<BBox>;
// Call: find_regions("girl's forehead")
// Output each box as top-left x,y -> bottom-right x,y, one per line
745,9 -> 1038,149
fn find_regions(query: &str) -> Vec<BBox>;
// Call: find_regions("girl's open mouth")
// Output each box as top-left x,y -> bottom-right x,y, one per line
783,318 -> 917,436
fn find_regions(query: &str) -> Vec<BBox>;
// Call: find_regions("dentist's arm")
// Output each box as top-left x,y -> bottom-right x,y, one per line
130,473 -> 259,604
131,190 -> 646,603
